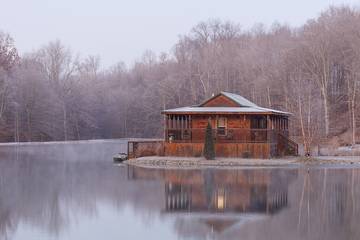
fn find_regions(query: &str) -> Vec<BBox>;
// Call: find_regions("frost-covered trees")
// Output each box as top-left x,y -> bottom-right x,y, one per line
0,6 -> 360,144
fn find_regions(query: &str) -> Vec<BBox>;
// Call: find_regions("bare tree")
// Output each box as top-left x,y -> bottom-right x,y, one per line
37,40 -> 78,140
1,6 -> 360,147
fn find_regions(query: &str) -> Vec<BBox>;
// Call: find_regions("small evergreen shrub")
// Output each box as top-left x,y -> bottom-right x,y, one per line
203,121 -> 215,160
242,151 -> 251,158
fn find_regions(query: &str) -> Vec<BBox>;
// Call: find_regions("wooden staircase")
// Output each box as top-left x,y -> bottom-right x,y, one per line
277,132 -> 298,156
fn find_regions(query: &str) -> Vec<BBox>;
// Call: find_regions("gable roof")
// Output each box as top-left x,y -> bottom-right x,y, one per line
162,92 -> 290,116
198,91 -> 258,108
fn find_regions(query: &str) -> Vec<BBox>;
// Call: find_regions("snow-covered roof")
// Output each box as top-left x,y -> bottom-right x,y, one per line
163,92 -> 290,115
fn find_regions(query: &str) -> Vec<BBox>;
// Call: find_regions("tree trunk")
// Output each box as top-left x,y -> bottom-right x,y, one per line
267,86 -> 272,107
321,87 -> 330,137
298,94 -> 308,154
26,109 -> 32,142
75,115 -> 80,140
63,102 -> 68,141
351,100 -> 356,147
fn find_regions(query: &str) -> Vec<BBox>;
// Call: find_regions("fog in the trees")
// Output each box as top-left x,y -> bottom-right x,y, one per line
0,6 -> 359,148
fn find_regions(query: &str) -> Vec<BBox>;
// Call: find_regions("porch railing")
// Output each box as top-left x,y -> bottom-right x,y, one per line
127,140 -> 164,159
165,128 -> 279,143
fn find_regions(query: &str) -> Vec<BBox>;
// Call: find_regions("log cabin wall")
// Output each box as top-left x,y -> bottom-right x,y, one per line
228,115 -> 251,141
191,115 -> 214,142
190,115 -> 251,142
191,115 -> 215,128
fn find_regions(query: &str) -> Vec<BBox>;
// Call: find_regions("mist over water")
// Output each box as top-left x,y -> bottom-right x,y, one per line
0,141 -> 359,240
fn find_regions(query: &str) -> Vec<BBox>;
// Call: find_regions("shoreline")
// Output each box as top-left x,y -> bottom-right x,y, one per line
124,156 -> 360,169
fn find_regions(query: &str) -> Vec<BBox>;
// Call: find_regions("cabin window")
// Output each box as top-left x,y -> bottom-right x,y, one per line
217,117 -> 227,135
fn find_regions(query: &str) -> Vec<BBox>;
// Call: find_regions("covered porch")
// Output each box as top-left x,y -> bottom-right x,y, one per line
164,114 -> 289,143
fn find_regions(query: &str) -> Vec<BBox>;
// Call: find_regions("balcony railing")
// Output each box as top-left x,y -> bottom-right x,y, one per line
165,128 -> 280,143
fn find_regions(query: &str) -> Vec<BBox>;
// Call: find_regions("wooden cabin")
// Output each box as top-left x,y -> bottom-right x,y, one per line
162,92 -> 298,158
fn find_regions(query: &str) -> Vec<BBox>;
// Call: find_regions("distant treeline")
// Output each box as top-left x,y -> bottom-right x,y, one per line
0,6 -> 360,150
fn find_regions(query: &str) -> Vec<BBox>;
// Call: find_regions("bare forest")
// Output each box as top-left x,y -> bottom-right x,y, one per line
0,6 -> 360,148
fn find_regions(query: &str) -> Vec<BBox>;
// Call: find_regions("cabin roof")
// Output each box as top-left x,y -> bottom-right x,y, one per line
162,106 -> 290,115
198,91 -> 258,107
163,91 -> 290,115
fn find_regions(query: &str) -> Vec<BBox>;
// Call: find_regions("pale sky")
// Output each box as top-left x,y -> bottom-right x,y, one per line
0,0 -> 358,68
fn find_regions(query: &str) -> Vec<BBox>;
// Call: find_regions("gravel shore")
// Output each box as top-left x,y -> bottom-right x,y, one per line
124,156 -> 360,169
125,156 -> 299,169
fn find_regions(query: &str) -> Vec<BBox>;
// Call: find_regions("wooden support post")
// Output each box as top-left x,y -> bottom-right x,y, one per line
286,118 -> 289,130
267,115 -> 271,143
215,115 -> 219,139
283,118 -> 285,130
274,117 -> 276,130
164,115 -> 167,141
181,115 -> 184,139
189,115 -> 192,142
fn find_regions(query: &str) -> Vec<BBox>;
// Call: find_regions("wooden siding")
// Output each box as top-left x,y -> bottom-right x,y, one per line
164,142 -> 271,158
191,115 -> 250,128
192,115 -> 214,128
227,115 -> 250,128
191,116 -> 213,142
190,115 -> 251,142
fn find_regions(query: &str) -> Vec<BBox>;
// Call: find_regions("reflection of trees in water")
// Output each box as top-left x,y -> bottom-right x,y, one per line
203,169 -> 214,210
130,166 -> 360,240
296,168 -> 360,240
1,144 -> 360,240
0,143 -> 131,240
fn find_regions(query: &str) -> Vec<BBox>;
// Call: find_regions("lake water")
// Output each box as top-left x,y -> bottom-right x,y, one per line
0,140 -> 359,240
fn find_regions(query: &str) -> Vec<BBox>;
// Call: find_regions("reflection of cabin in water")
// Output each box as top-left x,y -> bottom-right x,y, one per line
128,167 -> 298,216
162,92 -> 298,158
126,166 -> 360,239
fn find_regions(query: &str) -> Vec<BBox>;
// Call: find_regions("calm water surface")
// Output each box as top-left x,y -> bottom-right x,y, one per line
0,140 -> 359,240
